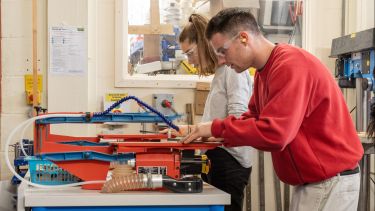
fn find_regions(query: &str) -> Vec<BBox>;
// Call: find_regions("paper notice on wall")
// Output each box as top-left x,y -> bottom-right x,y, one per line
49,26 -> 87,75
104,93 -> 131,113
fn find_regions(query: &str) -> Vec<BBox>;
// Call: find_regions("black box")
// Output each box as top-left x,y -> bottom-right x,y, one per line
330,28 -> 375,57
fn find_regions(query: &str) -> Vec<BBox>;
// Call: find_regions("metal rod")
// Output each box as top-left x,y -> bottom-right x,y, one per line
273,171 -> 282,211
356,78 -> 365,131
365,155 -> 370,211
32,0 -> 38,116
341,0 -> 346,36
359,155 -> 370,211
284,183 -> 290,211
245,175 -> 251,211
258,151 -> 265,211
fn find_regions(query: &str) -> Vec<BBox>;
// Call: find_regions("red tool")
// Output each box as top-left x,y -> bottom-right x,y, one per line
33,112 -> 220,190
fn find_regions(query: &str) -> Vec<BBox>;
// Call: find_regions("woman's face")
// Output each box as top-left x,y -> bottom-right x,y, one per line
180,40 -> 198,66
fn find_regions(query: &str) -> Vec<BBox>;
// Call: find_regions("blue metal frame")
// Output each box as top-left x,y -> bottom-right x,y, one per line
59,141 -> 110,146
37,151 -> 134,162
342,50 -> 375,79
36,113 -> 181,124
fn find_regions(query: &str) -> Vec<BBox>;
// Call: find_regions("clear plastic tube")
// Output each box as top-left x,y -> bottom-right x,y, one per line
4,114 -> 106,189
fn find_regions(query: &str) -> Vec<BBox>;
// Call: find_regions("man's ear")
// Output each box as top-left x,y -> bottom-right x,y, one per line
239,31 -> 249,43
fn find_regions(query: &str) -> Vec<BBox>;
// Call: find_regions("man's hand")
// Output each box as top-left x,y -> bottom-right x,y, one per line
181,121 -> 213,144
159,125 -> 190,137
205,137 -> 224,142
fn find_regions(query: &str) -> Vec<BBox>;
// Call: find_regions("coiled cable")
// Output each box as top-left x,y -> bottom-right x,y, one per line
5,114 -> 106,189
93,95 -> 180,131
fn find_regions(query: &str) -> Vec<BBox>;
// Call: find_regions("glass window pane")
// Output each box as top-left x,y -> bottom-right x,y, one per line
259,0 -> 303,47
126,0 -> 303,76
128,0 -> 150,25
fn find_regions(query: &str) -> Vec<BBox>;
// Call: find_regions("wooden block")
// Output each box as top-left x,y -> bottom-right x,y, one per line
128,24 -> 174,35
196,82 -> 210,91
186,103 -> 195,125
195,90 -> 209,115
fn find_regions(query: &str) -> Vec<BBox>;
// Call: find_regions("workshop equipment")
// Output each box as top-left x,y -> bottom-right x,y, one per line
331,28 -> 375,90
331,28 -> 375,211
331,28 -> 375,130
10,96 -> 220,192
101,173 -> 204,193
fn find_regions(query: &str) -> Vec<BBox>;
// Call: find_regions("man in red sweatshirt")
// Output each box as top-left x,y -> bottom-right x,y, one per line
182,8 -> 364,211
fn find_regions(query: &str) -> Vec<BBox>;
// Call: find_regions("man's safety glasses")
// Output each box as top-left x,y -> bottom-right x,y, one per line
212,33 -> 240,57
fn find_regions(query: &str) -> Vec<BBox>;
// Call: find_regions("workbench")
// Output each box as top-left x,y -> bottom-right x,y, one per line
17,180 -> 230,211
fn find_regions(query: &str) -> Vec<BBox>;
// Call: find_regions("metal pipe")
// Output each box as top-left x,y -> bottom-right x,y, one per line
341,0 -> 345,36
365,156 -> 370,211
355,78 -> 371,131
356,78 -> 365,131
32,0 -> 39,115
359,156 -> 370,211
364,90 -> 370,128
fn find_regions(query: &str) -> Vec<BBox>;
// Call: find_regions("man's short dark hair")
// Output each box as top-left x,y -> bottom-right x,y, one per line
206,8 -> 260,40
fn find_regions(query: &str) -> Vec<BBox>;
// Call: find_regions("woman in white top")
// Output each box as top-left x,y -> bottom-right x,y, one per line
177,14 -> 254,211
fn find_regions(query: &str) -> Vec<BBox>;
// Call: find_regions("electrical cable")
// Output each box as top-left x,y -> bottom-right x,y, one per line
193,0 -> 209,12
5,114 -> 106,189
288,1 -> 303,44
370,176 -> 375,185
288,24 -> 297,44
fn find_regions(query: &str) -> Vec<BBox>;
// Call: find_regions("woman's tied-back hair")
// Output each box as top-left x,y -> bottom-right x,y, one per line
179,14 -> 217,76
206,7 -> 261,40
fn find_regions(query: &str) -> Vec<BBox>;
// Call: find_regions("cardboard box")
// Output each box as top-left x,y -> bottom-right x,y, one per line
196,82 -> 210,91
195,82 -> 210,115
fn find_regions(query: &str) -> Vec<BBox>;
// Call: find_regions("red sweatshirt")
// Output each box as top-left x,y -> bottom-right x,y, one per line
212,44 -> 363,185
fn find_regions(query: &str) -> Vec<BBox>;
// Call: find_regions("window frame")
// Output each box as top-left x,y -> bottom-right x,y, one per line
114,0 -> 212,88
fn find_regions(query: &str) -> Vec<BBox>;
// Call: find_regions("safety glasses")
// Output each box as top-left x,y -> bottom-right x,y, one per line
212,32 -> 240,57
182,45 -> 197,59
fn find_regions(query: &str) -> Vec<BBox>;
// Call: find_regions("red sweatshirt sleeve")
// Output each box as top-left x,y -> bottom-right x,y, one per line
239,95 -> 258,120
212,52 -> 314,151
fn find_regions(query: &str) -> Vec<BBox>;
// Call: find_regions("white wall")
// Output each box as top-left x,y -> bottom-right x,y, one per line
0,0 -> 47,179
0,0 -> 374,210
47,1 -> 90,120
304,0 -> 343,72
